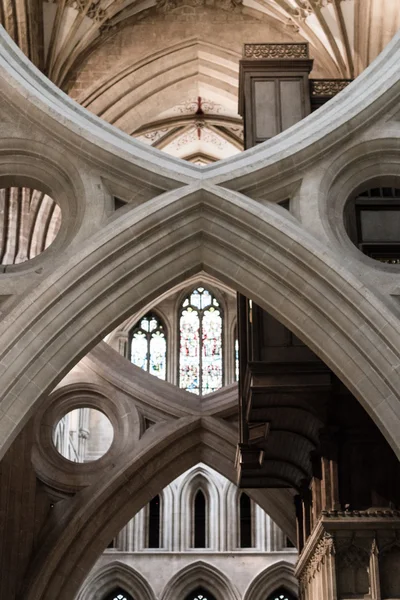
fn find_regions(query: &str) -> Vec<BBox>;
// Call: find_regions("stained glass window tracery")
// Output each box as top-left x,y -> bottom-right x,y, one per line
179,287 -> 223,395
130,313 -> 166,380
267,589 -> 297,600
185,587 -> 216,600
105,589 -> 134,600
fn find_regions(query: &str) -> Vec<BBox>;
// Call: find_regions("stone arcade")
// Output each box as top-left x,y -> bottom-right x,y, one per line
0,1 -> 400,600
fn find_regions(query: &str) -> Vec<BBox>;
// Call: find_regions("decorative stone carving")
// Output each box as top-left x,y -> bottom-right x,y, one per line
67,0 -> 106,21
175,98 -> 222,115
243,43 -> 309,59
157,0 -> 242,12
337,544 -> 369,569
299,532 -> 335,585
310,79 -> 352,97
321,508 -> 400,518
336,545 -> 370,596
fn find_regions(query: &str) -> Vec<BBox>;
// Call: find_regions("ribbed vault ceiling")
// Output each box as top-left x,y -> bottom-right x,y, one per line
1,0 -> 399,87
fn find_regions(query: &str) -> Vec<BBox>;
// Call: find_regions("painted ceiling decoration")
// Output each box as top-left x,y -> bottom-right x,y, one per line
134,97 -> 243,162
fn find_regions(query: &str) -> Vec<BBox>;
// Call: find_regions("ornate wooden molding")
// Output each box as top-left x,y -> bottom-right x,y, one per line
310,79 -> 352,97
243,43 -> 309,59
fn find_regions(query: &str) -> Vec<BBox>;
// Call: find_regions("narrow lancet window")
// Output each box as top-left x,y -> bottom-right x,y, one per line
194,490 -> 207,547
148,494 -> 161,548
239,492 -> 252,548
179,287 -> 223,394
130,313 -> 166,380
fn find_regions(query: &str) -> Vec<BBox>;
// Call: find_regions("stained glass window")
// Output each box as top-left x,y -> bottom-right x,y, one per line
130,313 -> 166,380
267,589 -> 297,600
179,288 -> 222,394
185,587 -> 216,600
235,336 -> 239,382
105,589 -> 133,600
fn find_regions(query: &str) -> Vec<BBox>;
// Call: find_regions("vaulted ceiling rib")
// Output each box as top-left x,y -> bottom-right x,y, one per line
1,0 -> 399,90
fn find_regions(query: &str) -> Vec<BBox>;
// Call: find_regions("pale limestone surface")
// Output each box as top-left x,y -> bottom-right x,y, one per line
1,20 -> 400,600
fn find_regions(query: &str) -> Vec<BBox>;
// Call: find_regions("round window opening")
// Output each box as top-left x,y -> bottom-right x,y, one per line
345,186 -> 400,264
0,187 -> 61,264
53,408 -> 114,463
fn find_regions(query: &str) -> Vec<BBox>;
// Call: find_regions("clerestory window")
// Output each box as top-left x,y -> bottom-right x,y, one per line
148,494 -> 161,548
193,489 -> 207,548
179,287 -> 223,394
239,492 -> 252,548
129,312 -> 166,380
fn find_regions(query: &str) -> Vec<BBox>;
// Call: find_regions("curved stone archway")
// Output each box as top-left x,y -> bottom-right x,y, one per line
1,184 -> 400,462
1,23 -> 400,600
21,416 -> 294,600
76,561 -> 156,600
243,562 -> 298,600
161,560 -> 240,600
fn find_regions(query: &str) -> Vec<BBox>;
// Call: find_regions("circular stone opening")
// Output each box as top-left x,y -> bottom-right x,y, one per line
53,407 -> 114,463
0,187 -> 61,264
344,185 -> 400,264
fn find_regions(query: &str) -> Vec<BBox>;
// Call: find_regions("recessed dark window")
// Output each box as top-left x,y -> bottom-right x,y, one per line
148,495 -> 161,548
239,492 -> 252,548
347,187 -> 400,264
194,490 -> 207,548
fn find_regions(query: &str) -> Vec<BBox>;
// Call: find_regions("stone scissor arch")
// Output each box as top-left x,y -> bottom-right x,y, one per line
0,25 -> 400,462
0,184 -> 400,462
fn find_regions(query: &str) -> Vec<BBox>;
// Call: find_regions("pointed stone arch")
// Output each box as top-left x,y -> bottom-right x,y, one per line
1,184 -> 400,464
178,465 -> 221,550
243,561 -> 298,600
77,561 -> 156,600
23,416 -> 292,600
161,560 -> 240,600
